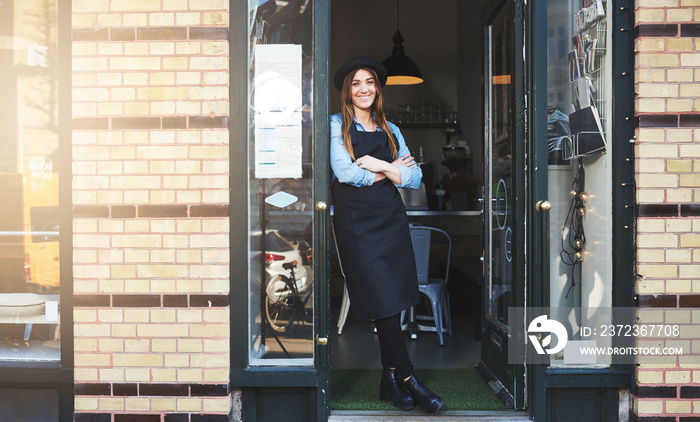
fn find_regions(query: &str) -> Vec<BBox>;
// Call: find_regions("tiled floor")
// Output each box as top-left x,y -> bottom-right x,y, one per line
261,307 -> 482,368
257,280 -> 483,370
331,312 -> 481,370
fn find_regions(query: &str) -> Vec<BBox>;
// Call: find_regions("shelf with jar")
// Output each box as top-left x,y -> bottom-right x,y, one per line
397,122 -> 460,130
385,99 -> 458,129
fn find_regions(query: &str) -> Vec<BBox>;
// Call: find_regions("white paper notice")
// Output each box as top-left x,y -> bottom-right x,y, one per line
45,300 -> 59,322
254,44 -> 303,179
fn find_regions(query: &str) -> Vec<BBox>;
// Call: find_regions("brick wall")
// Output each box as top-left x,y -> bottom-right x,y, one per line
634,1 -> 700,421
71,1 -> 233,421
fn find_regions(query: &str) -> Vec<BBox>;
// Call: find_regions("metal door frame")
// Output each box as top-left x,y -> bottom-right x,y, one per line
229,0 -> 331,420
479,0 -> 527,410
527,0 -> 636,420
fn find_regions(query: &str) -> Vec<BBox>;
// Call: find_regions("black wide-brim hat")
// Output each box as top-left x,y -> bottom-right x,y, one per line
333,56 -> 388,91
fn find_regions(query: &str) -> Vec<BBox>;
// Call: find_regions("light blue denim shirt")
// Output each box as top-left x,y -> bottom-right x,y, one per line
330,113 -> 422,189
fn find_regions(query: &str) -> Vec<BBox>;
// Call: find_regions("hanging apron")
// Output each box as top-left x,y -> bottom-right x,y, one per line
332,124 -> 419,320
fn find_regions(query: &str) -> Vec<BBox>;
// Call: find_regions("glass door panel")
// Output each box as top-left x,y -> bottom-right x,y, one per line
481,0 -> 525,408
545,0 -> 613,367
247,0 -> 315,365
486,0 -> 515,328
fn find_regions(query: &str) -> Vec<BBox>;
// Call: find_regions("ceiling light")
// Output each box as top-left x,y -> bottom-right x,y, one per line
382,0 -> 423,86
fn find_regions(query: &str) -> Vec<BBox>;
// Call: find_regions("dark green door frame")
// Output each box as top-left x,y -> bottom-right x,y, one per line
479,0 -> 527,410
312,0 -> 332,419
527,0 -> 548,418
228,0 -> 250,385
527,0 -> 636,420
229,0 -> 331,420
525,0 -> 637,321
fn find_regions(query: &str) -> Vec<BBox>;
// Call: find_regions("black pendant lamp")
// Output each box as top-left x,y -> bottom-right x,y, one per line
382,0 -> 423,85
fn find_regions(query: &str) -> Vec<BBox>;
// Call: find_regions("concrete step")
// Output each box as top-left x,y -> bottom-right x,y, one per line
329,410 -> 532,422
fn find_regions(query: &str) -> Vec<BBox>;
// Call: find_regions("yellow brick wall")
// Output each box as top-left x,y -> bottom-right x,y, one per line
72,0 -> 233,420
65,1 -> 700,420
634,1 -> 700,420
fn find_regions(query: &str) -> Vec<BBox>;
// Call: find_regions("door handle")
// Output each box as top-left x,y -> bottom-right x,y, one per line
315,201 -> 328,211
535,200 -> 551,212
316,334 -> 328,345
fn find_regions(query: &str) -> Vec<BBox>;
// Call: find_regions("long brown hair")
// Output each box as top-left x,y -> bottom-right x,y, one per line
340,68 -> 398,161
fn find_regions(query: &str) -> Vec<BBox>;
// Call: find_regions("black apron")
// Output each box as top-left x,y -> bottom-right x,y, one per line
332,124 -> 419,320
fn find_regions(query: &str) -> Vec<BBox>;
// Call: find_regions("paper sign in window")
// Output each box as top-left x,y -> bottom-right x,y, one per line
253,44 -> 303,179
45,301 -> 59,322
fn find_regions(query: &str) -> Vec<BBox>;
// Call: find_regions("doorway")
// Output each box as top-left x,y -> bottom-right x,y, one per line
231,0 -> 532,419
328,0 -> 518,415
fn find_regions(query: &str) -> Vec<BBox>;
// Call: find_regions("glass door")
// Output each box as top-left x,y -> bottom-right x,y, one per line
231,0 -> 331,420
542,0 -> 615,367
480,0 -> 526,409
246,3 -> 316,364
529,0 -> 634,418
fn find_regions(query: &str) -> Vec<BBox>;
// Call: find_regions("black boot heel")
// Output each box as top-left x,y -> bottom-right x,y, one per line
379,368 -> 415,410
400,375 -> 443,414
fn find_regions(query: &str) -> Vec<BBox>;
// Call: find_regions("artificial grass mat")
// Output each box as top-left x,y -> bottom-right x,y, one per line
331,366 -> 504,411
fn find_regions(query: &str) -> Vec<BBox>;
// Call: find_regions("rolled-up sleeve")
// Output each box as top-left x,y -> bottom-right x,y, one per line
390,123 -> 423,190
330,114 -> 376,187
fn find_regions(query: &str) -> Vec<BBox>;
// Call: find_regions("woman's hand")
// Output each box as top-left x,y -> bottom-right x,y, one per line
356,154 -> 415,172
355,155 -> 388,173
392,154 -> 416,169
356,154 -> 404,185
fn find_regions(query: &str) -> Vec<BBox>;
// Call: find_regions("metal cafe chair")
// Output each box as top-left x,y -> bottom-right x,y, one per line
333,224 -> 352,335
402,225 -> 453,345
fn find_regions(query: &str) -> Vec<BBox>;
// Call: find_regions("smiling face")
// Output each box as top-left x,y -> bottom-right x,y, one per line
350,68 -> 377,113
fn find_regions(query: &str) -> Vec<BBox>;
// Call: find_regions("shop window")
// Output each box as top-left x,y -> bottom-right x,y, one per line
0,0 -> 62,363
246,0 -> 315,365
546,0 -> 613,367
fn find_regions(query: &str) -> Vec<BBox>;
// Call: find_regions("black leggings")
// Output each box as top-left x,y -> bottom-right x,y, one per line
374,313 -> 414,380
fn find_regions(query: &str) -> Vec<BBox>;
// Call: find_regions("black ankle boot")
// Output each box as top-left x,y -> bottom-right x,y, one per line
400,375 -> 443,413
379,368 -> 415,410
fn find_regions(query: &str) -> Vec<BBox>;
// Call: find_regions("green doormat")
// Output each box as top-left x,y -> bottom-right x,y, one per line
331,366 -> 504,411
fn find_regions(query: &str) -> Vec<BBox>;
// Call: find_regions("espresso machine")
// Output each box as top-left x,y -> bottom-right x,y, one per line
439,129 -> 472,210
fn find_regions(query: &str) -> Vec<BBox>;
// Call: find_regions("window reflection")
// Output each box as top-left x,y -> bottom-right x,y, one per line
487,1 -> 514,327
0,0 -> 60,362
547,0 -> 613,367
248,0 -> 314,364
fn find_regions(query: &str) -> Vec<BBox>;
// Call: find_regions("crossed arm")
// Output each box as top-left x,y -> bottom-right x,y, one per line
330,115 -> 422,189
355,154 -> 416,185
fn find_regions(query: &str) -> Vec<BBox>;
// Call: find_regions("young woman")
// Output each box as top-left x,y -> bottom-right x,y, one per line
330,56 -> 443,413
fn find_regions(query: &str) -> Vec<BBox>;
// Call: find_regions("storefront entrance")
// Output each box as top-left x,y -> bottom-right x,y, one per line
231,0 -> 633,421
230,0 -> 529,420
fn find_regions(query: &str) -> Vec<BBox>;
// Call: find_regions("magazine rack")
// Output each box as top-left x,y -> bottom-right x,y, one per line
564,10 -> 608,160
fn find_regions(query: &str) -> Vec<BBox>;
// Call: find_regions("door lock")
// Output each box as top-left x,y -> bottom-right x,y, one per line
316,335 -> 328,345
535,200 -> 551,212
315,201 -> 328,211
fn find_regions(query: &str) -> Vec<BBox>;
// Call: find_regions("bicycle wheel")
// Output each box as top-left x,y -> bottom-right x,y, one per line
265,274 -> 297,332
